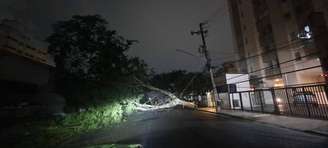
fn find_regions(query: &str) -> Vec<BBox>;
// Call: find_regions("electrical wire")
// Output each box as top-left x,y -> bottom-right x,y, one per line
204,2 -> 326,67
228,65 -> 322,85
225,51 -> 319,81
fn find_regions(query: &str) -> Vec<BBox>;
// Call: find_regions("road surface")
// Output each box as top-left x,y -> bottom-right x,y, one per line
66,108 -> 328,148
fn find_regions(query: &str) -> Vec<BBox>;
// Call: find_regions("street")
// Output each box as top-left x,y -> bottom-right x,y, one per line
66,108 -> 328,148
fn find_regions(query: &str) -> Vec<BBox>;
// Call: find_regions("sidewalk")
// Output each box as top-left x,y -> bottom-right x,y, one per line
198,107 -> 328,137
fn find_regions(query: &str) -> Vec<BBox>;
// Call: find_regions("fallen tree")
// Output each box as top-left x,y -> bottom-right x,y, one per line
134,77 -> 194,111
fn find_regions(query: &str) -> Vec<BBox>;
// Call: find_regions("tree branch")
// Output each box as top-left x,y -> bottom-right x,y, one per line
133,77 -> 194,111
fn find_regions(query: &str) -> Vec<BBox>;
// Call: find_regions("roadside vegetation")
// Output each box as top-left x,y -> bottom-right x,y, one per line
10,89 -> 143,148
6,14 -> 208,148
5,15 -> 149,148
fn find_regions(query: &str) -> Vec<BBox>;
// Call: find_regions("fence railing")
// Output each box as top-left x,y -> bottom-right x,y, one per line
219,84 -> 328,120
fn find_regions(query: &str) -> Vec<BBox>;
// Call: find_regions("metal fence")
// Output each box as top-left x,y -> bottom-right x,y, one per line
220,84 -> 328,120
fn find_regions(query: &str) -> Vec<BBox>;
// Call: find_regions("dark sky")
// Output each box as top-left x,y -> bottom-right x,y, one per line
0,0 -> 237,73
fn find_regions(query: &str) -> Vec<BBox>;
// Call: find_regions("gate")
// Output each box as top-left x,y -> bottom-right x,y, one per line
221,84 -> 328,120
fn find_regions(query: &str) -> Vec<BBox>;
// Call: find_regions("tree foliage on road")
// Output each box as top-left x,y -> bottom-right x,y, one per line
46,15 -> 149,105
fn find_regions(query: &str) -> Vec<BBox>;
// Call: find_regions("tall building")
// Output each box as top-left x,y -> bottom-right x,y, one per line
0,19 -> 55,86
227,0 -> 328,88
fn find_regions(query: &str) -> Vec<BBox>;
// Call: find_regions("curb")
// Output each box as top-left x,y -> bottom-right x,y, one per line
197,109 -> 256,121
196,109 -> 328,137
305,130 -> 328,137
217,112 -> 258,121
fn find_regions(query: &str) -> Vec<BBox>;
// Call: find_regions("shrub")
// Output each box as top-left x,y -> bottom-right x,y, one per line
59,95 -> 142,134
9,95 -> 143,148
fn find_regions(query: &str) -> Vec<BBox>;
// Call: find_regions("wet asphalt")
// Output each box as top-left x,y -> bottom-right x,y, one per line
68,108 -> 328,148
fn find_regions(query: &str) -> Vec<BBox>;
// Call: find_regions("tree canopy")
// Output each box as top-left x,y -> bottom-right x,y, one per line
47,15 -> 148,81
46,15 -> 149,105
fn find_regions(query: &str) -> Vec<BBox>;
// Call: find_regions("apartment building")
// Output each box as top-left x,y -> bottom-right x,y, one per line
0,19 -> 55,86
227,0 -> 328,88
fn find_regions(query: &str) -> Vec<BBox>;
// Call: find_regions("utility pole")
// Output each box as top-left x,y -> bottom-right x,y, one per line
191,22 -> 220,112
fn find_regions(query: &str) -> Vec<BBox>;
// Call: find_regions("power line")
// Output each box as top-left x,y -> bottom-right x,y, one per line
214,37 -> 315,67
207,10 -> 326,66
176,49 -> 202,59
228,81 -> 327,89
219,36 -> 325,83
210,38 -> 317,70
202,1 -> 324,68
218,37 -> 325,86
179,68 -> 207,97
228,65 -> 322,86
201,2 -> 327,87
212,32 -> 328,75
226,51 -> 319,81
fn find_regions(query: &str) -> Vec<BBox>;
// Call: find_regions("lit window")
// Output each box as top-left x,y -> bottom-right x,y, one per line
297,25 -> 312,39
304,25 -> 310,32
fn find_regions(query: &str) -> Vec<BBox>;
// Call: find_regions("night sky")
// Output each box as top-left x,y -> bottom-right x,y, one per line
0,0 -> 236,73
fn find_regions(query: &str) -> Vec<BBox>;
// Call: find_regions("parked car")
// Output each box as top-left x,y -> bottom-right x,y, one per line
293,91 -> 318,107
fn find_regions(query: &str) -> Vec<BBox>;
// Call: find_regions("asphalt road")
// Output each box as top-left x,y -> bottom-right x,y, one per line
68,108 -> 328,148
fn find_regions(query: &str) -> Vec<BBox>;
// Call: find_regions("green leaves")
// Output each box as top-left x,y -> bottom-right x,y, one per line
12,96 -> 142,148
46,15 -> 150,106
47,14 -> 148,81
61,96 -> 141,132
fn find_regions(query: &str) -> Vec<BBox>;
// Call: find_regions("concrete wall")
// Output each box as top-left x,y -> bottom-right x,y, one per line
226,74 -> 251,109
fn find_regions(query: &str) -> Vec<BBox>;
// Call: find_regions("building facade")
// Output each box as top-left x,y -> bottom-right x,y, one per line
227,0 -> 328,88
0,19 -> 55,86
